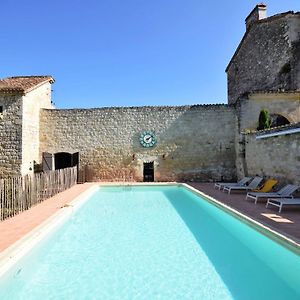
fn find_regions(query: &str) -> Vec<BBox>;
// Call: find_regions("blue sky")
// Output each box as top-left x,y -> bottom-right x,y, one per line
0,1 -> 299,108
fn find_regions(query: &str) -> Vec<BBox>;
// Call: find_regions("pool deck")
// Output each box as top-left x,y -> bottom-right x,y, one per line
189,183 -> 300,243
0,183 -> 95,252
0,182 -> 300,253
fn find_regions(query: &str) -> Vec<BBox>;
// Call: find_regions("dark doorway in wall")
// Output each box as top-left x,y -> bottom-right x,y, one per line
54,152 -> 72,170
143,162 -> 154,182
53,152 -> 79,170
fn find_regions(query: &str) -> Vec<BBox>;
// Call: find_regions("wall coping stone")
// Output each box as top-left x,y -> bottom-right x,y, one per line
42,103 -> 235,113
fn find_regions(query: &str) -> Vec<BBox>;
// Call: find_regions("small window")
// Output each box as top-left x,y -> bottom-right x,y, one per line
0,106 -> 3,114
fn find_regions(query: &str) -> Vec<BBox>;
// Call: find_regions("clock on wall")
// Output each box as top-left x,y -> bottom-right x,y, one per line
139,131 -> 157,148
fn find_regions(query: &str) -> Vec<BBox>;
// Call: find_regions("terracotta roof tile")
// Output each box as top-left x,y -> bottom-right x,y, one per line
0,76 -> 54,95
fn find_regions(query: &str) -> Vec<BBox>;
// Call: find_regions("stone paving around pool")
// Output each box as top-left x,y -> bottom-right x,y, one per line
0,183 -> 95,252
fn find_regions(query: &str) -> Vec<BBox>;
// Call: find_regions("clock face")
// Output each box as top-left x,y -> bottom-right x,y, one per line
139,131 -> 157,147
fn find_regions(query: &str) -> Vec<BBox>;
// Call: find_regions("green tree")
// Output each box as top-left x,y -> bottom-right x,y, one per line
258,109 -> 271,130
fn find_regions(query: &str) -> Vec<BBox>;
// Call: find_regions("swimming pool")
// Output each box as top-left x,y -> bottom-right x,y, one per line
0,185 -> 300,299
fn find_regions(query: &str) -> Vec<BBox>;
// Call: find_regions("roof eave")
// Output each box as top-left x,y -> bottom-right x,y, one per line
23,77 -> 55,94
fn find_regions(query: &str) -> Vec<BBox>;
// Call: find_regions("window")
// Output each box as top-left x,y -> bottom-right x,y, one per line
0,106 -> 3,114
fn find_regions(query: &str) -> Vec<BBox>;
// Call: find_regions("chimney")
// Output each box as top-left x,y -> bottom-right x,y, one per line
245,4 -> 267,30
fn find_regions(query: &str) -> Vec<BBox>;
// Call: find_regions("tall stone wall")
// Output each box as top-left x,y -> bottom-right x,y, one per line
40,105 -> 237,182
237,131 -> 300,185
0,95 -> 23,176
227,13 -> 300,104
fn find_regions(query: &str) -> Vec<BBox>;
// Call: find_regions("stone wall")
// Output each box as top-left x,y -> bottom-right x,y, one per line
237,131 -> 300,185
40,105 -> 237,182
0,83 -> 53,177
227,13 -> 300,104
0,95 -> 23,176
235,93 -> 300,184
237,93 -> 300,131
21,83 -> 53,175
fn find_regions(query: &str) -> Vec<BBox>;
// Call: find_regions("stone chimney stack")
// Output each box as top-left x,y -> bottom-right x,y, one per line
245,4 -> 267,30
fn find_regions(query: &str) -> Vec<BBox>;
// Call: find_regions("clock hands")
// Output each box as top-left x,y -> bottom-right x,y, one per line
140,131 -> 157,147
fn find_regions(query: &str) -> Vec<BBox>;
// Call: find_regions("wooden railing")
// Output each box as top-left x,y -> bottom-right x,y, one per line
0,166 -> 77,221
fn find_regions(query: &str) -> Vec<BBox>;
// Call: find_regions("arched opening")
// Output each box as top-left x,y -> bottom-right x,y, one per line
270,114 -> 290,128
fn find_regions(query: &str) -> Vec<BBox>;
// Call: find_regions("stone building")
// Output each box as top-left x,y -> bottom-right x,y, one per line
0,4 -> 299,184
227,3 -> 300,105
0,76 -> 54,176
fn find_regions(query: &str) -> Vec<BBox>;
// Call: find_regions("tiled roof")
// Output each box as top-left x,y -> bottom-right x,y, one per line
0,76 -> 54,95
243,122 -> 300,135
255,122 -> 300,139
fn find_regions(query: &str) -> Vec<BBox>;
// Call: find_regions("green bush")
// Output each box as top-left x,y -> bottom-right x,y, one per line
258,109 -> 271,130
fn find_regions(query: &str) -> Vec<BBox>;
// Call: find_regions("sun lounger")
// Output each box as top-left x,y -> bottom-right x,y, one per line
223,176 -> 263,194
214,177 -> 252,190
246,184 -> 299,204
266,198 -> 300,213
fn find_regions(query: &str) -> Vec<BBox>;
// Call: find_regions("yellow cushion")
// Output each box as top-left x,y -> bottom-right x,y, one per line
253,179 -> 278,193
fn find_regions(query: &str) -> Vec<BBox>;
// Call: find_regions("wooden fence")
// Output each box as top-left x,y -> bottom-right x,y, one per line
0,166 -> 77,221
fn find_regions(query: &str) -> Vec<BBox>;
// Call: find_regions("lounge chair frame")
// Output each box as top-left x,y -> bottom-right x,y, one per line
214,177 -> 252,190
223,177 -> 263,194
246,184 -> 299,204
266,198 -> 300,213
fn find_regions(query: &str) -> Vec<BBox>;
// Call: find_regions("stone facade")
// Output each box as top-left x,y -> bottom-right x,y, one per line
21,83 -> 53,175
0,94 -> 23,176
227,11 -> 300,104
237,130 -> 300,185
237,92 -> 300,131
39,105 -> 237,182
0,80 -> 53,177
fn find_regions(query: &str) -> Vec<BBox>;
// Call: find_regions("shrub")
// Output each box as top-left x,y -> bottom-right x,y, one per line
258,109 -> 271,130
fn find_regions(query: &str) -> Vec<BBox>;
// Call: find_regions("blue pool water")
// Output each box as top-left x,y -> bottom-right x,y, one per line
0,185 -> 300,299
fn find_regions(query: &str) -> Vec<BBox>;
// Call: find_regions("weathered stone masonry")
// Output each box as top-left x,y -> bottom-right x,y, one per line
40,105 -> 237,182
227,9 -> 300,104
242,130 -> 300,185
0,94 -> 23,176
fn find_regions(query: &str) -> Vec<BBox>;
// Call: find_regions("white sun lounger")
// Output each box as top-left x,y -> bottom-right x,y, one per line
223,176 -> 263,194
266,198 -> 300,213
214,177 -> 252,190
246,184 -> 299,204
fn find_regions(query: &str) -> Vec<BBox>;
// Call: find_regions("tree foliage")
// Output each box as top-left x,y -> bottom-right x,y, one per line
258,109 -> 271,130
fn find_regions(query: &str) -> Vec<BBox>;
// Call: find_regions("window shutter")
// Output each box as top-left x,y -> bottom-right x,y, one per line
42,152 -> 53,171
